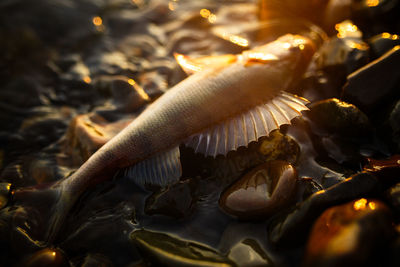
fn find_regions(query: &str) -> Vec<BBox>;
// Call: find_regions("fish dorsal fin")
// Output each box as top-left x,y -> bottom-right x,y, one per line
184,92 -> 309,157
174,53 -> 237,75
125,146 -> 181,187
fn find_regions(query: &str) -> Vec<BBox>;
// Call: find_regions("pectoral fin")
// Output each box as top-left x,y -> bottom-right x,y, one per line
185,92 -> 309,157
125,146 -> 182,187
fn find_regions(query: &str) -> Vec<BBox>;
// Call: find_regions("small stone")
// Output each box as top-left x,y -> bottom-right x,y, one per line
0,183 -> 12,209
303,199 -> 395,266
145,180 -> 196,218
307,98 -> 372,138
258,130 -> 300,165
19,248 -> 69,267
219,160 -> 298,220
227,239 -> 271,267
130,229 -> 234,266
64,113 -> 134,164
342,46 -> 400,111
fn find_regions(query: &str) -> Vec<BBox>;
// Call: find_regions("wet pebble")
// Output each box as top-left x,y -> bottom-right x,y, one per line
342,46 -> 400,111
307,98 -> 372,138
64,113 -> 134,163
130,229 -> 235,267
219,160 -> 298,220
18,248 -> 69,267
145,180 -> 196,218
258,130 -> 300,165
267,172 -> 381,248
227,239 -> 271,267
303,199 -> 395,267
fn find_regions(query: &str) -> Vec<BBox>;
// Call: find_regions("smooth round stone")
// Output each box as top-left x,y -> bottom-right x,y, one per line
19,248 -> 69,267
303,198 -> 395,266
307,98 -> 371,138
219,160 -> 298,219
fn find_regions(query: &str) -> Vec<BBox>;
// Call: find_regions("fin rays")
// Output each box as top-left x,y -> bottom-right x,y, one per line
185,92 -> 309,157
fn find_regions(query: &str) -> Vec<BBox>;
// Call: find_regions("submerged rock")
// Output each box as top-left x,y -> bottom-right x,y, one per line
130,229 -> 235,266
303,199 -> 395,267
64,113 -> 135,164
219,160 -> 298,220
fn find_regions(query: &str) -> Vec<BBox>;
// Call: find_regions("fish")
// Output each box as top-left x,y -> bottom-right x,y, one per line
18,34 -> 316,243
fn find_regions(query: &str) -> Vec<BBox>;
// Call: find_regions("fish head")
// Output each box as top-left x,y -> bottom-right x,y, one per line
242,34 -> 316,69
237,34 -> 316,101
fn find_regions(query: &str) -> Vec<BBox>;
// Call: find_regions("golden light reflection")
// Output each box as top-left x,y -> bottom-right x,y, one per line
199,8 -> 217,24
345,40 -> 369,50
208,14 -> 217,23
52,251 -> 56,257
168,2 -> 176,11
200,9 -> 211,18
83,76 -> 92,84
366,0 -> 379,7
368,201 -> 376,210
174,53 -> 203,73
131,0 -> 144,8
128,79 -> 150,101
282,42 -> 291,49
246,52 -> 278,61
381,32 -> 399,40
92,16 -> 103,26
353,198 -> 367,210
335,21 -> 361,38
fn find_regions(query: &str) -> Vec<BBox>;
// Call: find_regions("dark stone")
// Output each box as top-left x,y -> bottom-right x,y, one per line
219,160 -> 298,220
307,98 -> 372,138
303,199 -> 395,267
80,253 -> 113,267
267,172 -> 381,248
342,46 -> 400,111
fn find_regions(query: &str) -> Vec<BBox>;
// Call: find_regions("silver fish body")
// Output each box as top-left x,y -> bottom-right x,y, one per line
45,34 -> 315,242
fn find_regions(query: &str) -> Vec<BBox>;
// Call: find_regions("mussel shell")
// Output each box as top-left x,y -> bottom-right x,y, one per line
219,160 -> 298,219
